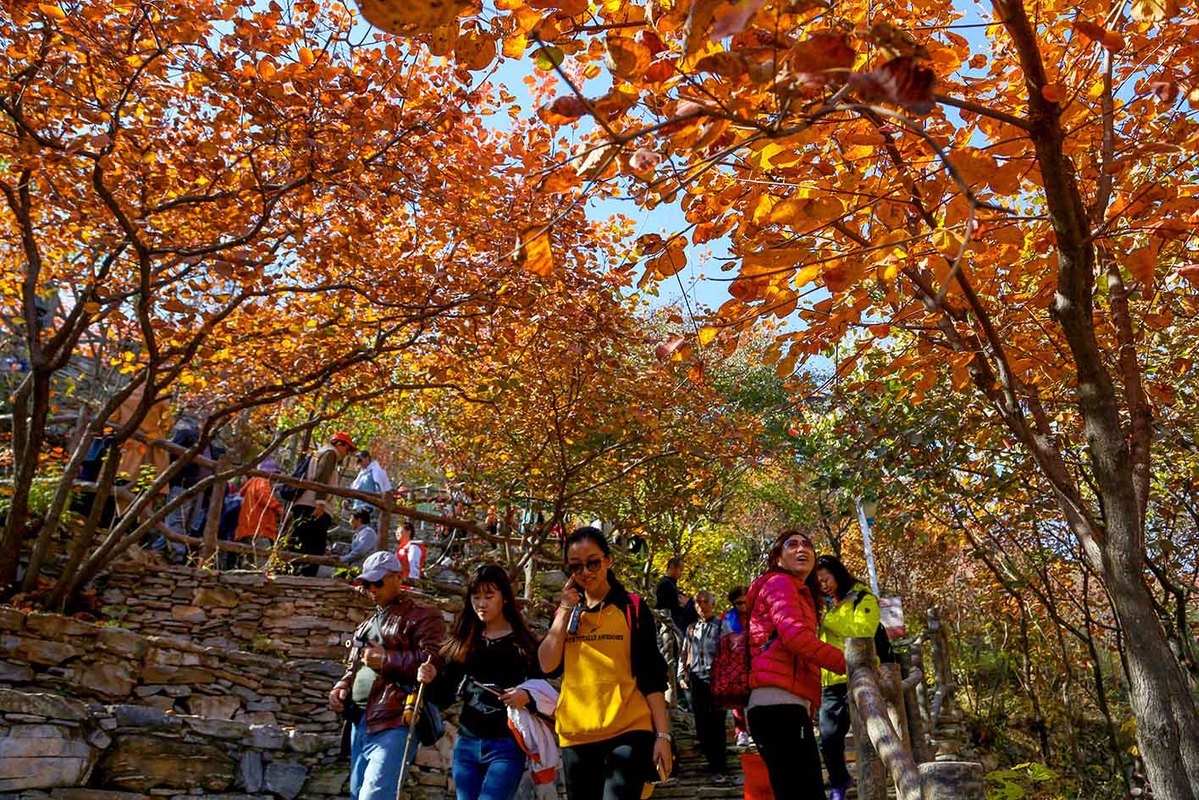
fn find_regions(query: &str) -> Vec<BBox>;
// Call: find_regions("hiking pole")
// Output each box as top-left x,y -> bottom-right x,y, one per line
396,658 -> 432,800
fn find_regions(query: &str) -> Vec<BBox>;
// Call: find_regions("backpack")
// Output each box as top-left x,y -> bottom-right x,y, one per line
851,590 -> 897,664
712,590 -> 768,710
711,623 -> 752,710
277,453 -> 311,502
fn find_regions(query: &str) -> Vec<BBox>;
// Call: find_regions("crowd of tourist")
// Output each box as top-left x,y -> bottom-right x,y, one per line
330,526 -> 890,800
139,425 -> 892,799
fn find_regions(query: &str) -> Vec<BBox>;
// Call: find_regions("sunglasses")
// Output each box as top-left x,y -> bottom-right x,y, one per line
566,557 -> 605,575
734,600 -> 747,607
360,578 -> 385,589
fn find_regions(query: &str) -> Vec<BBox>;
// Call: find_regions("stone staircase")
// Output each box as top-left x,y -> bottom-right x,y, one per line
654,707 -> 873,800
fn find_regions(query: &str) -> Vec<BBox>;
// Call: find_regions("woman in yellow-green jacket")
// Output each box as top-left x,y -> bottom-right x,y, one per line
815,555 -> 880,800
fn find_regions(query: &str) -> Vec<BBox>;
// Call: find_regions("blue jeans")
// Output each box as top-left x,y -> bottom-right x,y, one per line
452,731 -> 527,800
349,718 -> 418,800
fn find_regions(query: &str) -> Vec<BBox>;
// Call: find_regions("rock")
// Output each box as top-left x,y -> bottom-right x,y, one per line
285,729 -> 324,754
50,791 -> 149,800
87,729 -> 112,750
236,710 -> 277,727
242,724 -> 285,750
67,661 -> 136,700
96,628 -> 149,660
109,705 -> 177,731
0,689 -> 88,721
170,606 -> 207,624
98,734 -> 235,792
4,636 -> 82,665
182,716 -> 245,740
139,695 -> 176,711
0,605 -> 26,630
260,615 -> 323,630
24,614 -> 97,639
263,762 -> 308,800
0,730 -> 95,791
186,695 -> 241,720
0,660 -> 34,682
192,586 -> 239,609
238,751 -> 263,793
140,663 -> 216,684
303,765 -> 347,795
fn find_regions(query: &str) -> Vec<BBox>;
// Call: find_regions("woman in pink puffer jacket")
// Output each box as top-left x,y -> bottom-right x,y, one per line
745,530 -> 847,800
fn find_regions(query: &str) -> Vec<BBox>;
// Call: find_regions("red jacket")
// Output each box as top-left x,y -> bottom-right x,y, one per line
746,569 -> 846,709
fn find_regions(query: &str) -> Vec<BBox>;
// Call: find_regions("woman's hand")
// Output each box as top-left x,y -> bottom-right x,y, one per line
500,688 -> 530,709
416,657 -> 437,685
652,737 -> 673,781
559,578 -> 581,610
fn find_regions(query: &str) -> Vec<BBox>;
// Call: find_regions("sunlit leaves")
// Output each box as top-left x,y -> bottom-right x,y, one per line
353,0 -> 470,33
516,224 -> 555,278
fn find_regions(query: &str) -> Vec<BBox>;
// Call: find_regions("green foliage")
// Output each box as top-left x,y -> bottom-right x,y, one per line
986,762 -> 1065,800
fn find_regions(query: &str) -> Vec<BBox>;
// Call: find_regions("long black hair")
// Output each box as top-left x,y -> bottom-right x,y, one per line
815,554 -> 859,601
442,564 -> 540,664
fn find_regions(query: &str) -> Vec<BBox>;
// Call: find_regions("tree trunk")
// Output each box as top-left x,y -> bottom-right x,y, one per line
0,374 -> 51,591
1101,543 -> 1199,799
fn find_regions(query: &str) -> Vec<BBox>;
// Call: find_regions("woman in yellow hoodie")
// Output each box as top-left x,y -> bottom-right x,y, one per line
815,555 -> 880,800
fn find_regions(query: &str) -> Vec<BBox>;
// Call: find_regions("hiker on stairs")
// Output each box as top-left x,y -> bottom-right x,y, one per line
816,554 -> 882,800
745,530 -> 846,800
539,527 -> 673,800
679,590 -> 728,784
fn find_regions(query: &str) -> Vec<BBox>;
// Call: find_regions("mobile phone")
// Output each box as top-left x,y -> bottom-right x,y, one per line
656,760 -> 668,782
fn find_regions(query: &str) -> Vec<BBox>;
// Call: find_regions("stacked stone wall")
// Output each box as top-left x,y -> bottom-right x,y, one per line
0,563 -> 468,799
89,562 -> 461,662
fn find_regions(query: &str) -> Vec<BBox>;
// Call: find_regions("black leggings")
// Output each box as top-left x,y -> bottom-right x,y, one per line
819,683 -> 852,788
560,730 -> 655,800
747,703 -> 824,800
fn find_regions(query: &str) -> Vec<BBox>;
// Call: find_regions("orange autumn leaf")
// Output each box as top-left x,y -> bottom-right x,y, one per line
516,224 -> 555,278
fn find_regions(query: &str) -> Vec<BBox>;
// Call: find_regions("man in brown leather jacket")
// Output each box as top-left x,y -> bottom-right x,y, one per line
329,551 -> 445,800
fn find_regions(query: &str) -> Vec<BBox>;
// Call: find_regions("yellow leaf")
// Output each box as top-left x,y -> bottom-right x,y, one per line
932,228 -> 962,257
1130,0 -> 1172,22
516,224 -> 554,278
299,47 -> 316,66
38,3 -> 66,20
503,32 -> 528,59
697,326 -> 719,346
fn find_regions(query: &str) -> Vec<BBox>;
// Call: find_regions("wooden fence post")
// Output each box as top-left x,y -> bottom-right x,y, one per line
377,505 -> 391,555
848,637 -> 888,800
200,460 -> 228,567
880,662 -> 911,753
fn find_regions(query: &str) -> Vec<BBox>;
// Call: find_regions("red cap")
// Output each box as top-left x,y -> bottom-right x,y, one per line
331,431 -> 356,450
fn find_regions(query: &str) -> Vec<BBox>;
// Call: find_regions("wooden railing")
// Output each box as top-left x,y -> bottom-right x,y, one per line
846,610 -> 985,799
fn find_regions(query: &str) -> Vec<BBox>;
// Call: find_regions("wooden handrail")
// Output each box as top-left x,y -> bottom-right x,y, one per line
846,637 -> 922,800
846,635 -> 986,800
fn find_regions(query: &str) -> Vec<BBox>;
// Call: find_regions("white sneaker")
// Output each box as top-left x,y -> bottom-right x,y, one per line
735,732 -> 752,747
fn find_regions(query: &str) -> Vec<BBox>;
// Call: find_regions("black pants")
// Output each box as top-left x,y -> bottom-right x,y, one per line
688,674 -> 727,774
819,683 -> 852,788
747,703 -> 824,800
561,729 -> 655,800
289,506 -> 325,577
